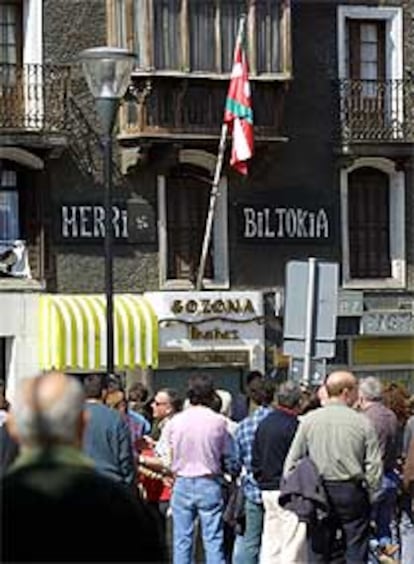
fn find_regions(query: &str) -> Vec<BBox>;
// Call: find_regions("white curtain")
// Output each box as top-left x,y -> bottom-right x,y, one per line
0,191 -> 19,242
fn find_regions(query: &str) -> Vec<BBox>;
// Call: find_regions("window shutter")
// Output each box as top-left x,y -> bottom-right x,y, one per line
166,164 -> 213,282
347,19 -> 361,79
348,167 -> 390,279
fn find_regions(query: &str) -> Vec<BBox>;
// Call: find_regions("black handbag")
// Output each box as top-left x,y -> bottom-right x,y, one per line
223,481 -> 246,535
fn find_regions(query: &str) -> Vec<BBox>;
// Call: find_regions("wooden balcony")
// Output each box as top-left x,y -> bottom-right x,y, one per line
119,76 -> 288,143
338,79 -> 414,144
0,64 -> 71,134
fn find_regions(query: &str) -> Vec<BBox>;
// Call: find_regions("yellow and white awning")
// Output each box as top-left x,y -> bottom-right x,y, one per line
39,294 -> 158,370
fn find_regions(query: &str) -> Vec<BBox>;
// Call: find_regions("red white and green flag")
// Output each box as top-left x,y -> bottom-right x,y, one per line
224,24 -> 254,175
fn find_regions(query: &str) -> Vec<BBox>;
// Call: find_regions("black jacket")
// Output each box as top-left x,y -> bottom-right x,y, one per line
2,457 -> 165,562
252,407 -> 298,490
279,456 -> 330,524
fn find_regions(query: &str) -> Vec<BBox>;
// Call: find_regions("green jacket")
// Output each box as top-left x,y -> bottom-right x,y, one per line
9,444 -> 94,474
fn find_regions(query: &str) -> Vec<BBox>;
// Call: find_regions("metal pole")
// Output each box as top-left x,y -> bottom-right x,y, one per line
96,97 -> 119,381
303,257 -> 317,386
103,134 -> 114,379
196,123 -> 228,290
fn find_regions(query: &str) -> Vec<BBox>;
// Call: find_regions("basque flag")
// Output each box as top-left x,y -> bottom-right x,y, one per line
224,25 -> 254,175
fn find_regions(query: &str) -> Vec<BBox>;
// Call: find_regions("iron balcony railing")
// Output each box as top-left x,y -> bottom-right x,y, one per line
121,77 -> 286,139
338,79 -> 414,143
0,63 -> 71,131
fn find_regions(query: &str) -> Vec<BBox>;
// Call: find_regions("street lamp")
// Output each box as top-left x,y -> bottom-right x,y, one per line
79,47 -> 135,379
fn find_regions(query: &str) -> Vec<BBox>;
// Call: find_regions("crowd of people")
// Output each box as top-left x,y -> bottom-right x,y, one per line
1,370 -> 414,564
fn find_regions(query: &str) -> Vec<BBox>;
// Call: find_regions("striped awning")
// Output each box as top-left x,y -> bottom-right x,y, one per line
39,294 -> 158,370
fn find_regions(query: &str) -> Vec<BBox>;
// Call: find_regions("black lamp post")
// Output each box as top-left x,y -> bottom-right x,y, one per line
79,47 -> 135,379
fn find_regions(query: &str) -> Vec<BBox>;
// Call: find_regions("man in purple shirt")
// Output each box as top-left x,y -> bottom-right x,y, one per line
165,374 -> 235,564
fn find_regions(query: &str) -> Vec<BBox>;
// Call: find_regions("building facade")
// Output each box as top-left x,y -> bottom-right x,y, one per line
1,0 -> 413,396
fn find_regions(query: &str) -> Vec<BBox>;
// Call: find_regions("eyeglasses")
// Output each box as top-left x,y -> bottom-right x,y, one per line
152,400 -> 168,406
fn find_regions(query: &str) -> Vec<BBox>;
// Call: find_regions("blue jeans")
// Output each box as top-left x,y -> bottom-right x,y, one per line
371,473 -> 398,546
232,498 -> 263,564
171,476 -> 226,564
400,510 -> 414,564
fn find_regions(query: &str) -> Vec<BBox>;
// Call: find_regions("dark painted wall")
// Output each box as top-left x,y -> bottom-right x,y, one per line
43,0 -> 414,293
229,0 -> 340,288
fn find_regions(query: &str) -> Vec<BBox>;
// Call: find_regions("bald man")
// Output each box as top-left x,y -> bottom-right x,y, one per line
1,371 -> 165,563
283,371 -> 382,564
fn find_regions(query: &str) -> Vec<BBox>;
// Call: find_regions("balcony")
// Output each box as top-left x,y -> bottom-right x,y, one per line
338,79 -> 414,144
119,76 -> 287,143
0,64 -> 70,134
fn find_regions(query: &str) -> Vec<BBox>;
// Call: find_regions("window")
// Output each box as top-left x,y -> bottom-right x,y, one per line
166,165 -> 213,281
0,0 -> 22,85
0,169 -> 19,241
340,158 -> 405,289
113,0 -> 287,76
338,5 -> 402,81
337,6 -> 403,139
348,167 -> 390,278
346,20 -> 385,83
158,150 -> 229,289
344,20 -> 386,134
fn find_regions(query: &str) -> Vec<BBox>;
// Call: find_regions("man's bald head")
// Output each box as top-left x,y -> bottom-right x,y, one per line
325,371 -> 358,407
9,371 -> 86,447
20,371 -> 69,409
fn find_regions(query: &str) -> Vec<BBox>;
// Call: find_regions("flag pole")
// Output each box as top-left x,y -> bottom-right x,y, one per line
195,14 -> 247,290
195,122 -> 228,290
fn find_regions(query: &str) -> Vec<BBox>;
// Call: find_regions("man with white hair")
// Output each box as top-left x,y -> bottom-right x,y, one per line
284,370 -> 382,563
359,376 -> 399,557
1,371 -> 164,563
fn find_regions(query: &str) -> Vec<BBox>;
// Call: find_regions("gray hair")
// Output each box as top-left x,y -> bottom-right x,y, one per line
276,381 -> 302,409
13,374 -> 85,446
359,376 -> 383,402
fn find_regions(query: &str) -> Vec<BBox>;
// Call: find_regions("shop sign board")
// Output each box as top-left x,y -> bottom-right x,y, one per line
56,200 -> 156,244
273,289 -> 364,317
158,350 -> 250,368
337,290 -> 364,317
145,291 -> 265,372
361,311 -> 414,336
152,291 -> 264,323
237,200 -> 335,244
